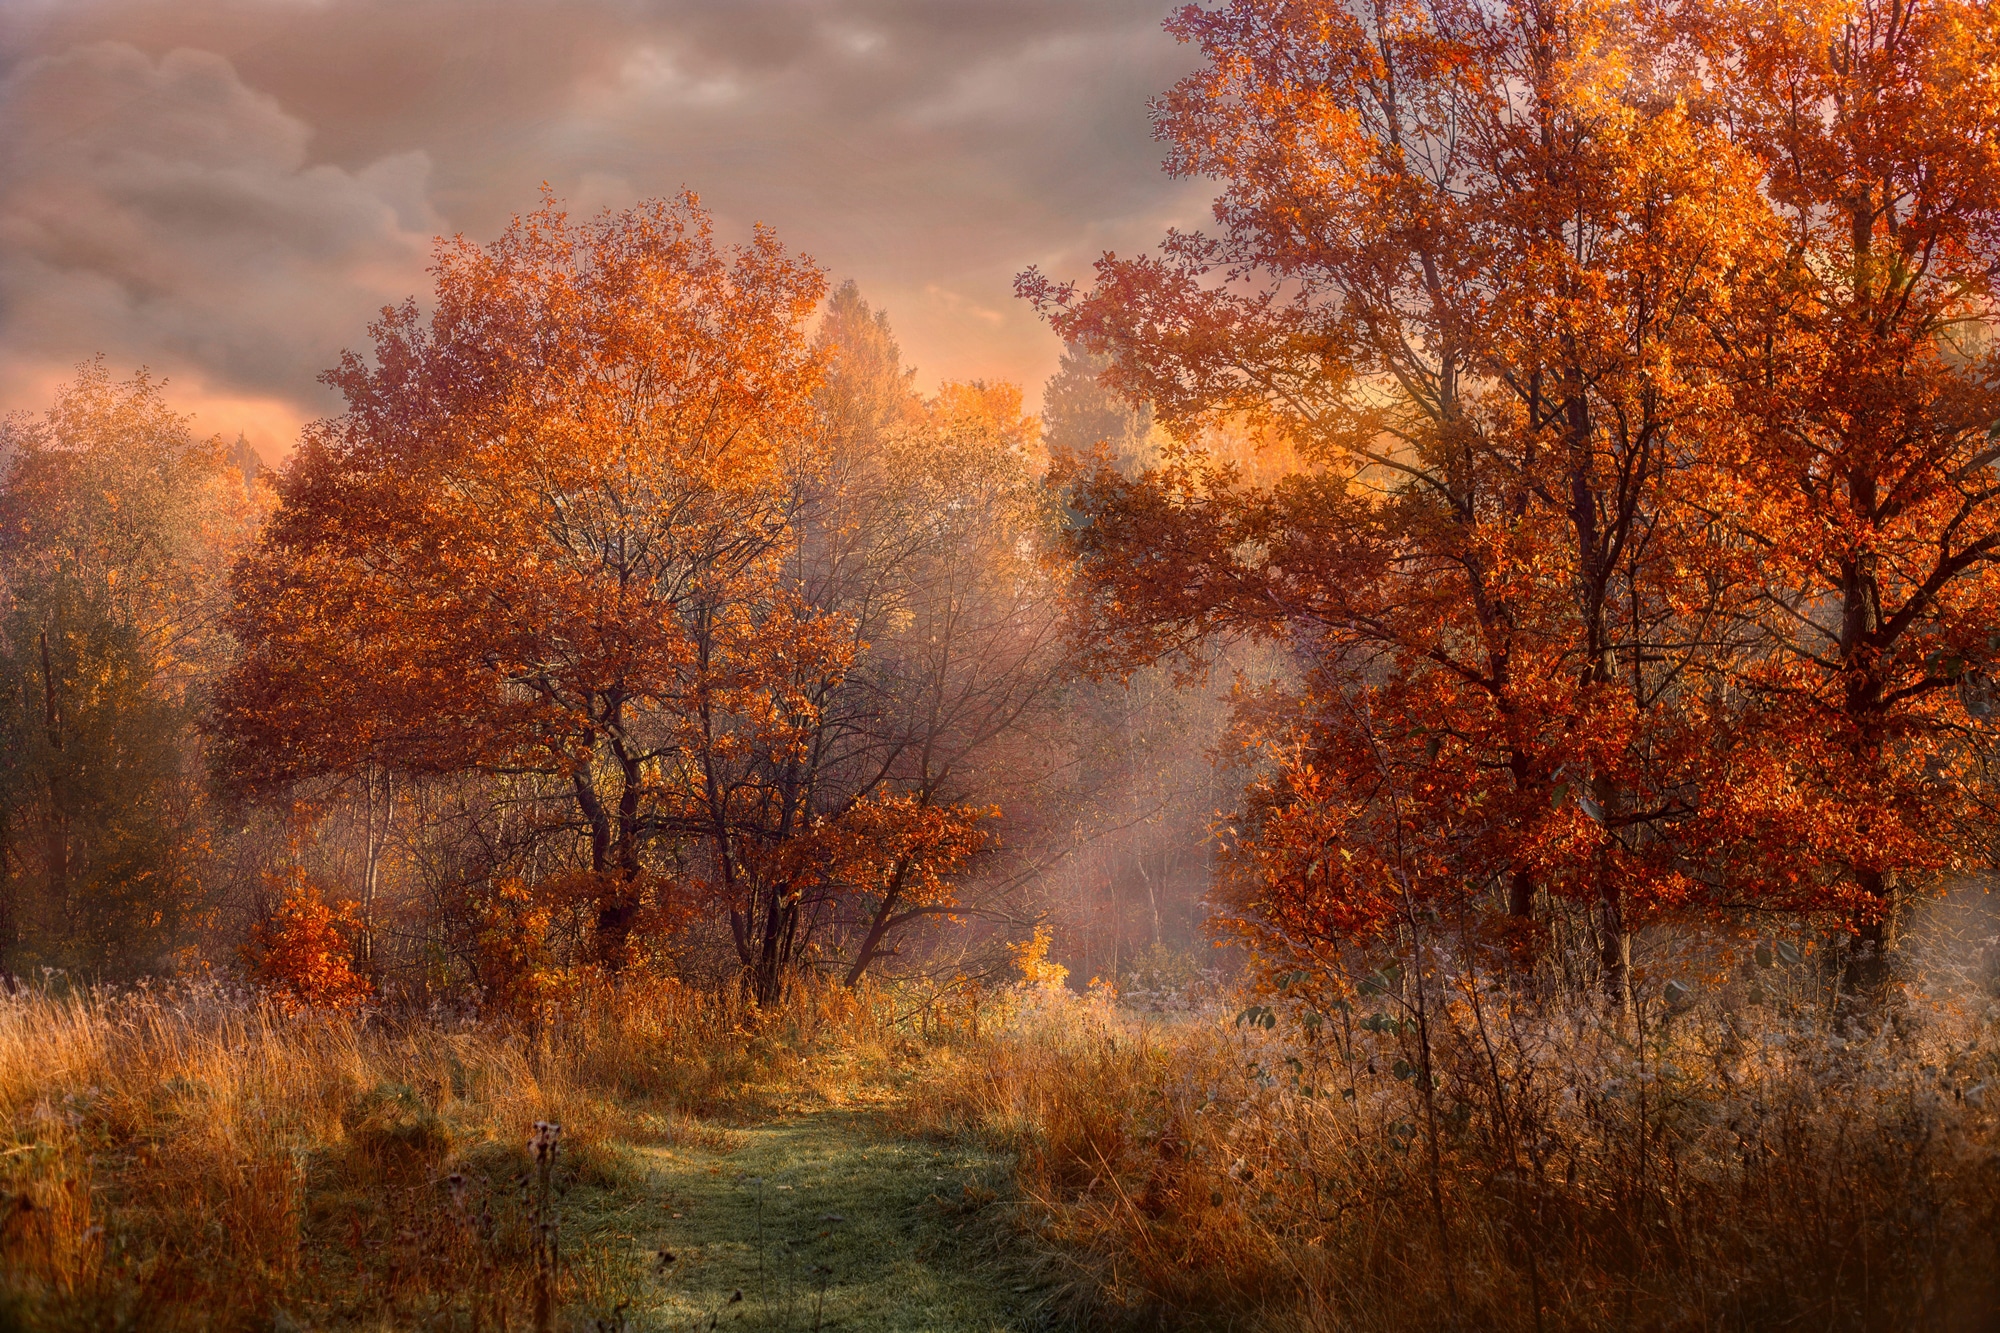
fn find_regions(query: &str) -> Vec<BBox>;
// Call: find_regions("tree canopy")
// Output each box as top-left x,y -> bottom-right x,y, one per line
1027,0 -> 2000,1003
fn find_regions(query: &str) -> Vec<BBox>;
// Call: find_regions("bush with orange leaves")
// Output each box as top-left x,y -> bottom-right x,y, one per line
471,875 -> 589,1019
245,873 -> 372,1013
1007,924 -> 1069,990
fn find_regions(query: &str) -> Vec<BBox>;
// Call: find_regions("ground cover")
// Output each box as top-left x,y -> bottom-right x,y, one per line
625,1100 -> 1035,1331
0,980 -> 1051,1333
8,929 -> 1999,1333
908,934 -> 2000,1333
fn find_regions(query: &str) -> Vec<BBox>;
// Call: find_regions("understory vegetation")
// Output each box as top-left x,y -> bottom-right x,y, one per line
0,977 -> 914,1332
910,898 -> 2000,1333
5,900 -> 1995,1332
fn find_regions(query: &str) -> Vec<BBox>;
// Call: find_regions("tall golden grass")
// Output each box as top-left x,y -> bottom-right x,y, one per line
0,976 -> 897,1331
907,928 -> 2000,1332
6,936 -> 1995,1332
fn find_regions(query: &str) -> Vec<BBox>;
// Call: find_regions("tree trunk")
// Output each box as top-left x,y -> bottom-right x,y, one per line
843,861 -> 910,987
595,888 -> 643,969
1590,761 -> 1630,1012
573,769 -> 642,970
358,768 -> 391,974
593,850 -> 647,968
1506,745 -> 1538,917
1141,850 -> 1163,949
1507,870 -> 1535,920
0,806 -> 15,988
1560,387 -> 1636,1014
1840,869 -> 1894,1007
38,629 -> 68,932
1835,470 -> 1894,1008
752,880 -> 793,1003
1598,880 -> 1630,1013
1503,743 -> 1544,979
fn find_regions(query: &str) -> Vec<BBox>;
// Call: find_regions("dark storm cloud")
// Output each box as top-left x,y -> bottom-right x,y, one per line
0,0 -> 1209,451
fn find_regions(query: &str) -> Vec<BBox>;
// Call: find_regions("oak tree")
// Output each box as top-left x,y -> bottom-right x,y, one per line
1694,0 -> 2000,992
1028,0 -> 1779,1003
216,194 -> 832,968
676,287 -> 1069,997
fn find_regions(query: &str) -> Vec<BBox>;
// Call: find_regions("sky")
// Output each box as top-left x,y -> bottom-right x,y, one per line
0,0 -> 1211,459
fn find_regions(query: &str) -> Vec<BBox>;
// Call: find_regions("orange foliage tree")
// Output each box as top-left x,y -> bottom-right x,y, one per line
1027,0 -> 1780,1003
215,194 -> 836,969
675,289 -> 1067,999
1690,0 -> 2000,990
218,205 -> 1061,998
1027,0 -> 2000,1001
246,871 -> 373,1013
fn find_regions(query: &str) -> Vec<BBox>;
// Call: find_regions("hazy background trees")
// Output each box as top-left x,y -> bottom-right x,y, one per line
0,362 -> 264,981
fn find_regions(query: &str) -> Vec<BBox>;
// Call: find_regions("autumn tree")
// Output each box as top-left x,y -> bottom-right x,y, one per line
1691,0 -> 2000,993
0,362 -> 262,978
220,208 -> 1075,997
215,194 -> 833,969
668,285 -> 1073,997
825,379 -> 1072,985
244,868 -> 374,1012
1027,0 -> 1781,1004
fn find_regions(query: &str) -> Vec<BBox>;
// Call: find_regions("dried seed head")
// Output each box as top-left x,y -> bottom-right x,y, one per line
529,1120 -> 561,1163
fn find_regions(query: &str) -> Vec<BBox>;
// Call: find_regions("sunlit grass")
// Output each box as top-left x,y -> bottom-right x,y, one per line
0,977 -> 911,1331
904,933 -> 2000,1332
7,931 -> 1996,1332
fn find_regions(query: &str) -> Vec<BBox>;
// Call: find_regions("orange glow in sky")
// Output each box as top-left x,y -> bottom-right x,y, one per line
0,0 -> 1211,456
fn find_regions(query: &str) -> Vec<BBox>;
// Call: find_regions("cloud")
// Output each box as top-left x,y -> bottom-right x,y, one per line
0,1 -> 1212,447
0,40 -> 441,451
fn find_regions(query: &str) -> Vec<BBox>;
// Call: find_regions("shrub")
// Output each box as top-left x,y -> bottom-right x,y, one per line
245,874 -> 371,1014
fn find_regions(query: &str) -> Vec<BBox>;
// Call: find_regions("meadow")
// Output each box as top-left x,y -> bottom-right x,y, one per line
916,920 -> 2000,1331
0,976 -> 1016,1331
4,898 -> 1996,1332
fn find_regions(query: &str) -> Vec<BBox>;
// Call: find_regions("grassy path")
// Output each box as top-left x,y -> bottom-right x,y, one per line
605,1098 -> 1039,1332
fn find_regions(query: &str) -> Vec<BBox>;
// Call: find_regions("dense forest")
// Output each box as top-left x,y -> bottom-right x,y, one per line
3,0 -> 2000,1328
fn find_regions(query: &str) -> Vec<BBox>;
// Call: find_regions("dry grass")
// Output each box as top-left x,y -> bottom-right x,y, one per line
0,976 -> 901,1331
905,931 -> 2000,1332
10,933 -> 1996,1333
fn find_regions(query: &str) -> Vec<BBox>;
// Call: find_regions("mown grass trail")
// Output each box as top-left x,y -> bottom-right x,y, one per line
609,1097 -> 1037,1332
